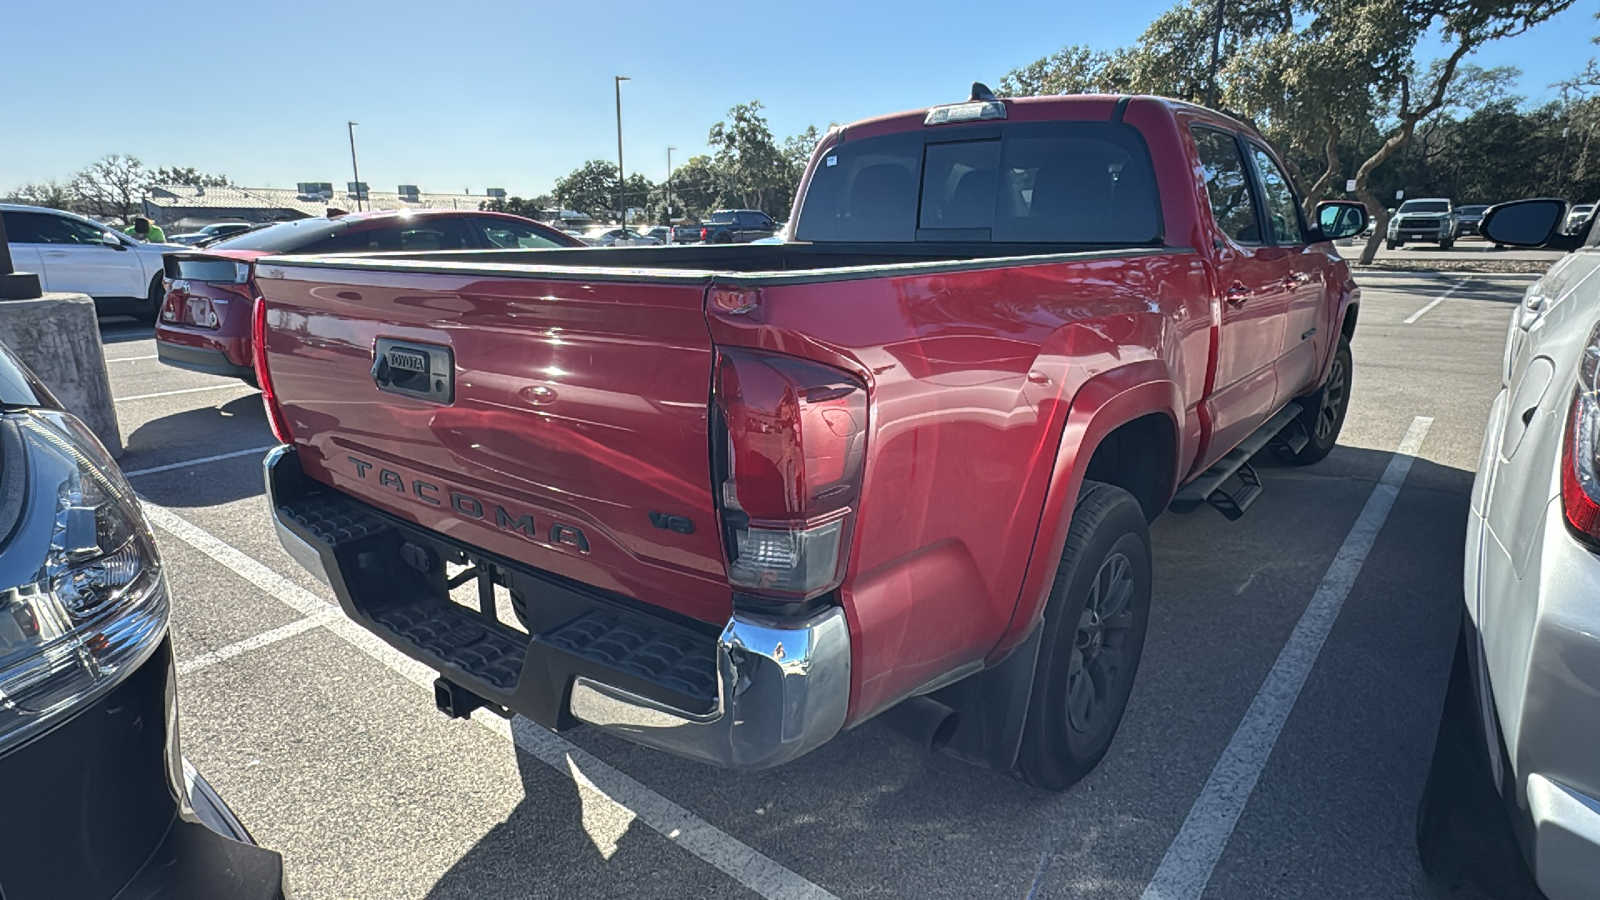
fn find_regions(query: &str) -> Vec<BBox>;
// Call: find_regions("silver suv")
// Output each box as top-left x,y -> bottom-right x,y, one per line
1387,198 -> 1459,250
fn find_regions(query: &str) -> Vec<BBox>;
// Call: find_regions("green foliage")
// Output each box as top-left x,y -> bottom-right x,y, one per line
479,196 -> 547,219
550,160 -> 656,223
5,179 -> 74,210
154,166 -> 231,187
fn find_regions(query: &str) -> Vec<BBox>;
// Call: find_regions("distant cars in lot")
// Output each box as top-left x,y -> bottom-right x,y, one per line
0,341 -> 287,899
581,227 -> 663,246
166,222 -> 257,246
698,208 -> 780,243
1454,204 -> 1489,238
671,223 -> 703,243
1387,198 -> 1459,250
155,209 -> 580,383
1566,203 -> 1596,235
1,203 -> 180,318
1461,198 -> 1600,900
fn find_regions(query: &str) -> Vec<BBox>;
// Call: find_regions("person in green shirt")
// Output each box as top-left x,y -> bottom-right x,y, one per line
123,217 -> 166,242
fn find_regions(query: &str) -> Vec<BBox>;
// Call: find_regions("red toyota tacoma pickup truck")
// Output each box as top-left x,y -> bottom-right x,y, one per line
254,88 -> 1367,790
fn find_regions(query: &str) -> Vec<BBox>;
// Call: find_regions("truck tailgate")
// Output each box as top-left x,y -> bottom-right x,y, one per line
255,263 -> 731,625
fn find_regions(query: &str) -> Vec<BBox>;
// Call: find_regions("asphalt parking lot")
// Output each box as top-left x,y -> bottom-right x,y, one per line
98,267 -> 1544,899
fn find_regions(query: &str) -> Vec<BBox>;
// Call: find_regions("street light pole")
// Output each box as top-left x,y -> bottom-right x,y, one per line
667,146 -> 676,225
615,76 -> 630,227
347,121 -> 364,213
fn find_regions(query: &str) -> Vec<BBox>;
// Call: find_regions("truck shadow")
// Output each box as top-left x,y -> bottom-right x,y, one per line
411,446 -> 1536,899
124,395 -> 273,507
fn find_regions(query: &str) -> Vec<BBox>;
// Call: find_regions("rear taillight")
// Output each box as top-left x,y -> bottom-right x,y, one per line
701,227 -> 709,241
251,298 -> 294,444
713,348 -> 867,601
1560,321 -> 1600,549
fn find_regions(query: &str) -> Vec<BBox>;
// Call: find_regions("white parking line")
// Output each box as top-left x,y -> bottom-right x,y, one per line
176,612 -> 336,675
123,445 -> 277,478
106,354 -> 157,363
1139,415 -> 1433,900
114,383 -> 252,403
1403,281 -> 1470,324
139,500 -> 836,900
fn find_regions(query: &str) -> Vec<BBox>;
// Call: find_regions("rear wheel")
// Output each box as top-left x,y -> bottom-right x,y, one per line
141,275 -> 165,322
1280,336 -> 1352,466
1017,481 -> 1151,791
713,233 -> 733,244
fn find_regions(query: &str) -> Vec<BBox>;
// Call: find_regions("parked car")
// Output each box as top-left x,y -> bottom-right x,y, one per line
250,90 -> 1367,790
671,223 -> 703,244
1387,198 -> 1459,249
1,203 -> 181,319
581,227 -> 663,247
0,341 -> 288,899
698,209 -> 780,244
155,209 -> 581,383
1460,198 -> 1600,900
1454,204 -> 1490,238
167,222 -> 257,246
1565,202 -> 1596,235
642,226 -> 674,244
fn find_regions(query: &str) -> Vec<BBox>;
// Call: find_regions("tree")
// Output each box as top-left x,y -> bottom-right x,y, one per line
71,154 -> 152,221
6,179 -> 74,210
551,160 -> 655,223
708,101 -> 789,216
479,196 -> 548,219
154,166 -> 231,187
669,154 -> 725,220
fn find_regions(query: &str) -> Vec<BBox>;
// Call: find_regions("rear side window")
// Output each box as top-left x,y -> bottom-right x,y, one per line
1249,146 -> 1306,244
795,122 -> 1161,244
473,219 -> 566,249
2,212 -> 46,243
298,217 -> 476,254
210,218 -> 348,252
1191,128 -> 1261,245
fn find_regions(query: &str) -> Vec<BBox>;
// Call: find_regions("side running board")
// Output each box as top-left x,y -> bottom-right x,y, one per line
1170,403 -> 1305,520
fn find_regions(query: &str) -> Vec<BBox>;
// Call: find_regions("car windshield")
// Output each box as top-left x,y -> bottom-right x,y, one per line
1398,201 -> 1449,213
1458,206 -> 1488,215
208,218 -> 348,251
1576,205 -> 1596,214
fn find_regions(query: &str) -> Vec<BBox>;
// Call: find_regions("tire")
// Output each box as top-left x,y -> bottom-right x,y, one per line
1386,240 -> 1399,250
1440,238 -> 1454,251
713,233 -> 733,244
1280,336 -> 1352,466
1017,481 -> 1152,791
142,275 -> 165,322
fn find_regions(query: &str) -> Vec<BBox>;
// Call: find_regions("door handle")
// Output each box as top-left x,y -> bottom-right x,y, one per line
1225,283 -> 1251,306
43,251 -> 68,258
1283,273 -> 1309,288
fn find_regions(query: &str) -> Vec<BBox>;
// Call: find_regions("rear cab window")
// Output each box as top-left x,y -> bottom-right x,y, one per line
794,121 -> 1162,245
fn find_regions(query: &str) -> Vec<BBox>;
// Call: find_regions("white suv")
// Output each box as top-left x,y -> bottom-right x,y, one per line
2,204 -> 180,319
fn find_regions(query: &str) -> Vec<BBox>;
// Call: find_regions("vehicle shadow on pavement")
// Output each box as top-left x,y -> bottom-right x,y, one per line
126,396 -> 273,507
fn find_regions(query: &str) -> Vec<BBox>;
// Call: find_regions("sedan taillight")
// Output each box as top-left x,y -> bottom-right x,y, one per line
1560,321 -> 1600,548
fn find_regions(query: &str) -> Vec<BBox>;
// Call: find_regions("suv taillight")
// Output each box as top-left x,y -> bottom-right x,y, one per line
1561,321 -> 1600,548
251,298 -> 294,444
713,348 -> 867,601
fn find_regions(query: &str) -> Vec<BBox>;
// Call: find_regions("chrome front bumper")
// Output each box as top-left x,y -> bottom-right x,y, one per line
264,445 -> 851,770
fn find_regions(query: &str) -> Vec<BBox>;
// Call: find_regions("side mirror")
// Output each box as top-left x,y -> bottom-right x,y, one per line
1481,199 -> 1568,248
102,232 -> 129,250
1315,200 -> 1368,241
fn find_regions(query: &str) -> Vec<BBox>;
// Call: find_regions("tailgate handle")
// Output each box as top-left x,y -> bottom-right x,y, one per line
371,338 -> 455,405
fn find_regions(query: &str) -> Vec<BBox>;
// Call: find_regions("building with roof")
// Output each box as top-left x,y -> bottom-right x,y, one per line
142,183 -> 499,231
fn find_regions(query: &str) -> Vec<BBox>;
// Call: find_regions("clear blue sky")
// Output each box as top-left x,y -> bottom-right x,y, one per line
5,0 -> 1596,198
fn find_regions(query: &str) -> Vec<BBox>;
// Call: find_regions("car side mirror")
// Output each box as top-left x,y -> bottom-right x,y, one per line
1315,200 -> 1368,241
1481,199 -> 1572,249
102,232 -> 129,250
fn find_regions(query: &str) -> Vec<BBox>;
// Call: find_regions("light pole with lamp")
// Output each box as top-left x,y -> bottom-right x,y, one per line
666,146 -> 676,231
615,76 -> 630,227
